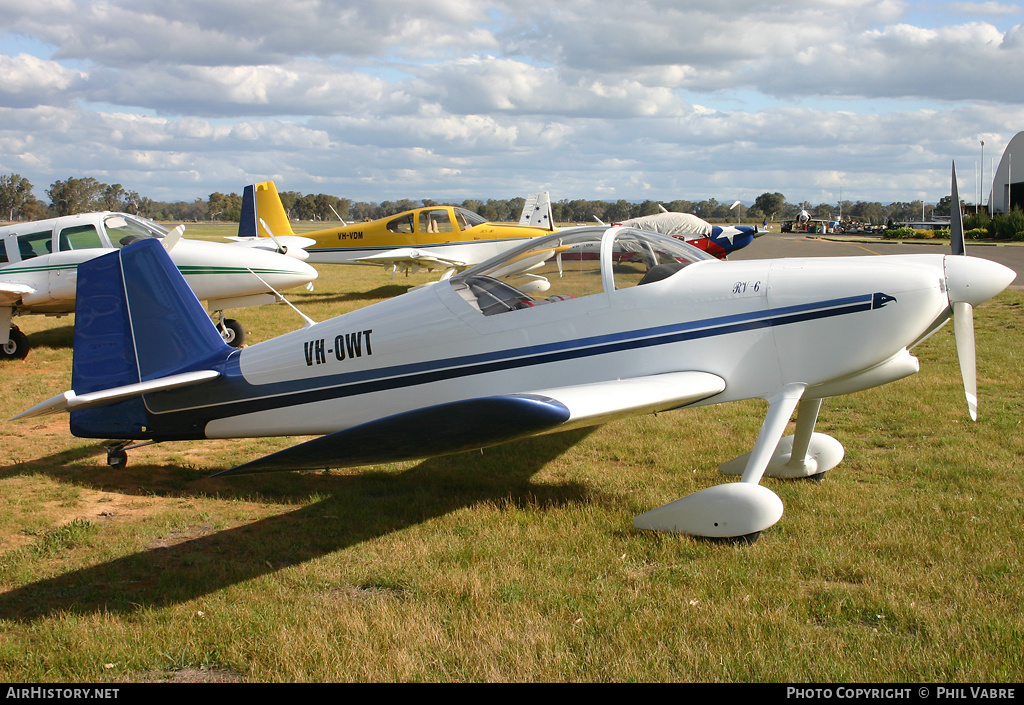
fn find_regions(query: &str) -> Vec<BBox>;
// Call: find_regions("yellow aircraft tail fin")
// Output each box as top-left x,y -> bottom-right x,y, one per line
239,181 -> 297,239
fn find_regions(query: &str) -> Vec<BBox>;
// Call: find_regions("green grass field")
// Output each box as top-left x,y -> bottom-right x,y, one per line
0,227 -> 1021,682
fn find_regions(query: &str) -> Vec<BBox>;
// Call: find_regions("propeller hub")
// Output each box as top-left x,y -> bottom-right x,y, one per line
944,255 -> 1016,307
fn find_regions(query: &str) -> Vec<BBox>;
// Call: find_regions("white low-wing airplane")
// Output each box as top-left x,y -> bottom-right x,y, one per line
13,167 -> 1014,540
0,211 -> 319,356
571,198 -> 764,259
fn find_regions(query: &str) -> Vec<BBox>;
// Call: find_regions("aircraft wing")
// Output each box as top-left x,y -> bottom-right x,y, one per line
0,282 -> 35,306
215,370 -> 725,475
352,248 -> 468,275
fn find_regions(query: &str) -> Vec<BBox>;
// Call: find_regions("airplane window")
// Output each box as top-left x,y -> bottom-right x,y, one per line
450,226 -> 713,316
419,210 -> 454,234
56,224 -> 103,251
611,229 -> 703,290
386,214 -> 415,233
104,214 -> 168,248
450,229 -> 606,315
453,207 -> 487,231
461,275 -> 535,316
15,230 -> 52,260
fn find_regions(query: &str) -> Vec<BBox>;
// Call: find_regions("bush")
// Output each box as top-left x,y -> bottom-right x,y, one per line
992,209 -> 1024,241
884,226 -> 917,239
963,211 -> 991,232
965,228 -> 989,240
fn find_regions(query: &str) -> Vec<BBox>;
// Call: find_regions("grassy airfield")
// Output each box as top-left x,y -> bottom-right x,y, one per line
0,223 -> 1021,682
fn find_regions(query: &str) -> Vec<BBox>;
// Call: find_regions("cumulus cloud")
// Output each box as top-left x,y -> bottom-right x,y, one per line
2,0 -> 1024,204
0,54 -> 85,107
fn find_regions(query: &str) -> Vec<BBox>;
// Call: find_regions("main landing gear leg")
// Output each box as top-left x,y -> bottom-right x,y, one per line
718,396 -> 845,480
634,385 -> 806,541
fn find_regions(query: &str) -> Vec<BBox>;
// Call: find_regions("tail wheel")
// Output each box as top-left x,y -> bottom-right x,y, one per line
219,319 -> 246,347
0,327 -> 29,360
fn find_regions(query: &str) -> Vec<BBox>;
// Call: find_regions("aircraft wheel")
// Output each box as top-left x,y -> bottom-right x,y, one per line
0,327 -> 29,360
729,531 -> 761,545
703,531 -> 761,545
219,319 -> 246,347
107,450 -> 128,469
807,471 -> 828,482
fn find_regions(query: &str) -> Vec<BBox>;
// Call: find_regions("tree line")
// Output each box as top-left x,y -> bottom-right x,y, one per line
0,172 -> 991,226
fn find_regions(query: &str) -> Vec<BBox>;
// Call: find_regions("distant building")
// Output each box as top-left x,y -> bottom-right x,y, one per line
989,131 -> 1024,214
896,219 -> 950,231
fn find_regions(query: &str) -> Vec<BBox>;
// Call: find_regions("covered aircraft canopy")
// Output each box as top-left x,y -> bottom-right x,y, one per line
617,212 -> 713,237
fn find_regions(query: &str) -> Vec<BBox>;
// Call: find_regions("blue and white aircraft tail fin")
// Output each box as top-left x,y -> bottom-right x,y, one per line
13,239 -> 232,438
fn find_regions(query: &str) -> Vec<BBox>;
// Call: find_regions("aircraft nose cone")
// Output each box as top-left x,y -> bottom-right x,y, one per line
944,255 -> 1015,307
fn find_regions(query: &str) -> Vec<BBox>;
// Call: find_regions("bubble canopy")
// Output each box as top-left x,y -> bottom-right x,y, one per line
449,225 -> 715,316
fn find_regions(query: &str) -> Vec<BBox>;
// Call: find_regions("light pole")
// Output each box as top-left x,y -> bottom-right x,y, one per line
981,140 -> 985,214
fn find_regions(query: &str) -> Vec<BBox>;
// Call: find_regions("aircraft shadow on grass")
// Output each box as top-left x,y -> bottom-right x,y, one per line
298,284 -> 418,307
0,428 -> 595,622
24,326 -> 75,351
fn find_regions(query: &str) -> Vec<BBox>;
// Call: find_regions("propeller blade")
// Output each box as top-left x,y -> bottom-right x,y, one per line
950,162 -> 965,256
948,162 -> 979,420
953,301 -> 978,421
258,217 -> 288,255
162,224 -> 185,252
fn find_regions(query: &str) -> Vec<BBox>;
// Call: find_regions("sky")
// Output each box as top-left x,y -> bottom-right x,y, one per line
1,0 -> 1023,208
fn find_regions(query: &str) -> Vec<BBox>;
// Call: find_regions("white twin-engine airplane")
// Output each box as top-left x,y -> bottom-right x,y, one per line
13,167 -> 1014,540
0,211 -> 318,355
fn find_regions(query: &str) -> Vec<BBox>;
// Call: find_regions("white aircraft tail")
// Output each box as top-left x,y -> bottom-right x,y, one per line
519,192 -> 554,230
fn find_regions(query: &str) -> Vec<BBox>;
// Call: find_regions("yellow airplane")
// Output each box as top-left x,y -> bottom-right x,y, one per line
238,182 -> 556,279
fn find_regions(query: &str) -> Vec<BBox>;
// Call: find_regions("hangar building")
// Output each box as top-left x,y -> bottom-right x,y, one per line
989,131 -> 1024,214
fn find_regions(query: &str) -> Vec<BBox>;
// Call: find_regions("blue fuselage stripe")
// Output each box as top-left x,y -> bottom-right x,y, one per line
143,294 -> 874,437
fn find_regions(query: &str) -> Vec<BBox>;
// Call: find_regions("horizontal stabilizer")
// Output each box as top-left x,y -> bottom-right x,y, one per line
12,370 -> 221,420
215,394 -> 572,475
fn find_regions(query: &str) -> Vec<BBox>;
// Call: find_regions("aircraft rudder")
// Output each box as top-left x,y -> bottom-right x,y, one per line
238,184 -> 259,238
69,245 -> 146,438
71,248 -> 141,395
69,239 -> 232,438
254,181 -> 296,239
237,181 -> 295,239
